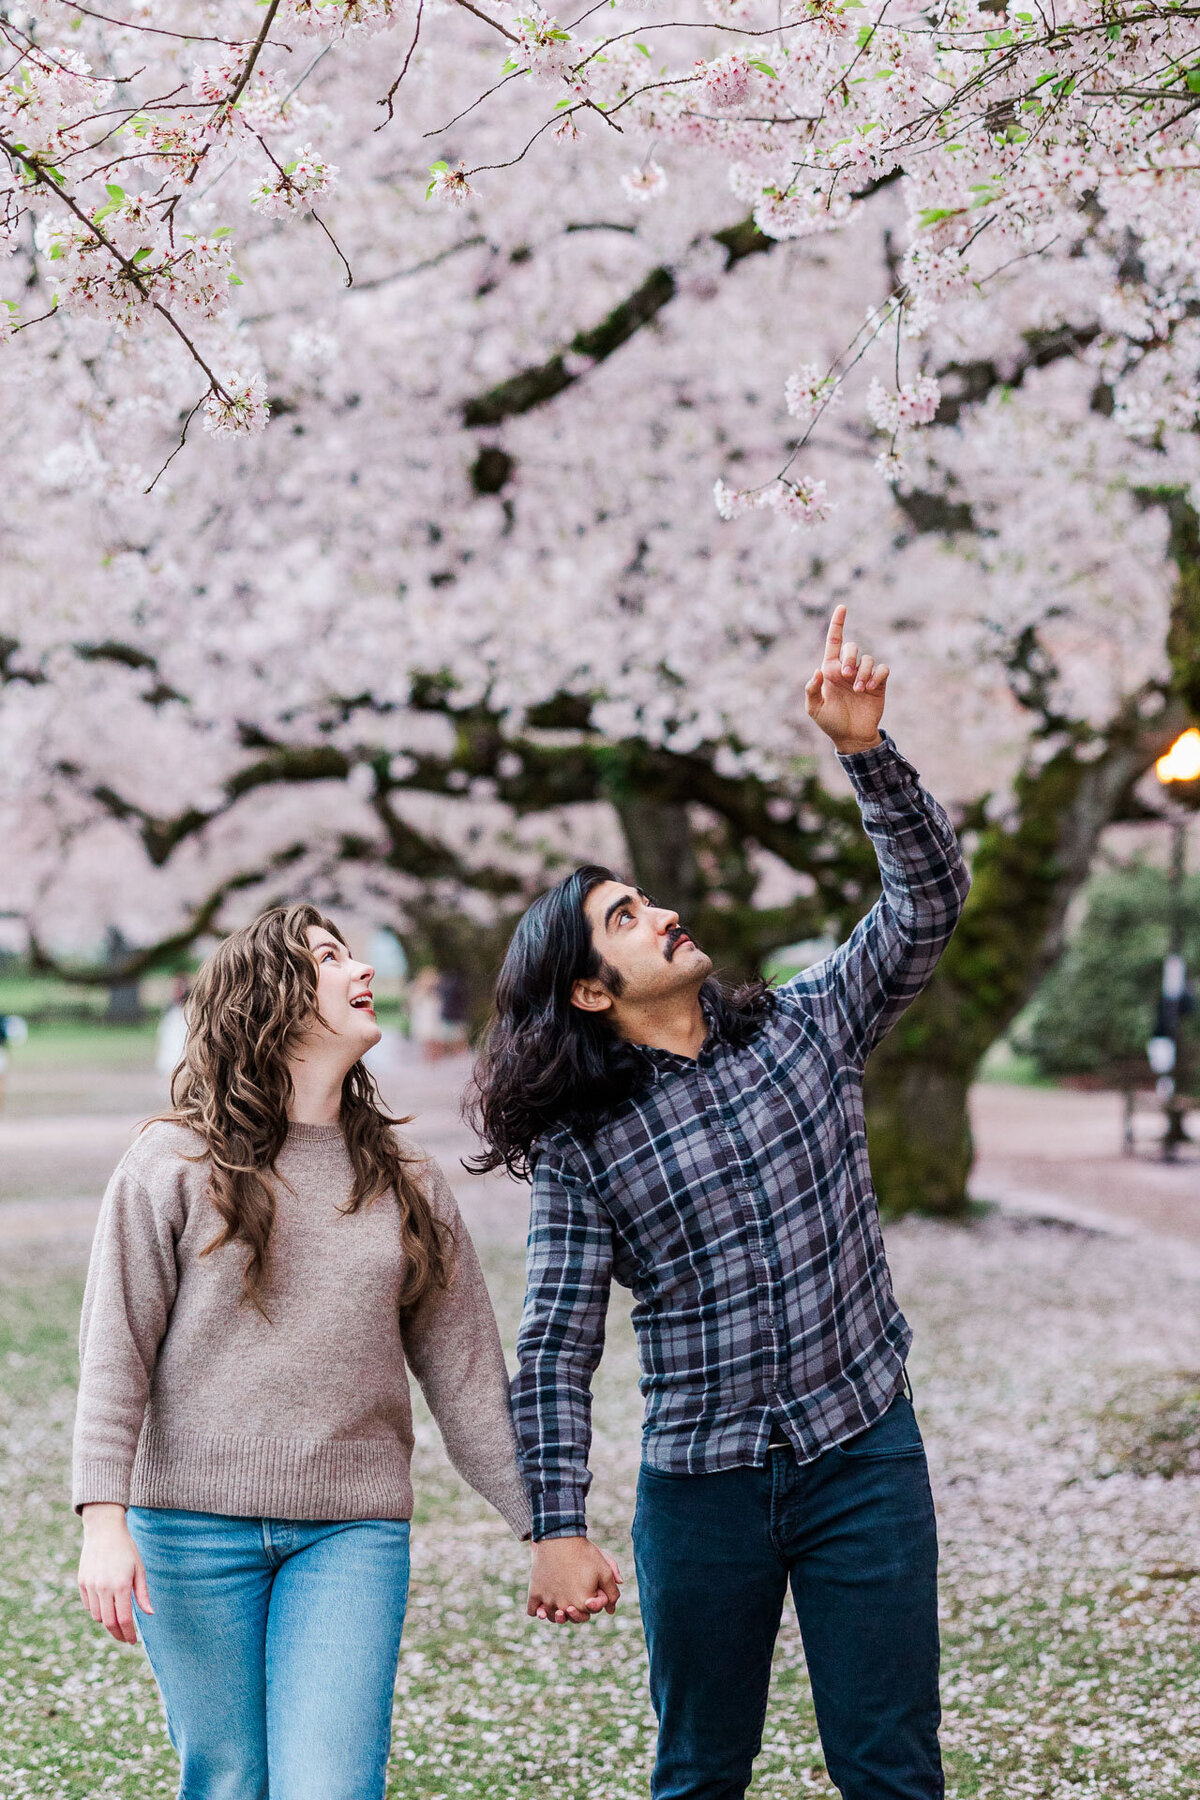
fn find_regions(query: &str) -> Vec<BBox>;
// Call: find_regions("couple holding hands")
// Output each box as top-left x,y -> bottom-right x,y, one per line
74,608 -> 970,1800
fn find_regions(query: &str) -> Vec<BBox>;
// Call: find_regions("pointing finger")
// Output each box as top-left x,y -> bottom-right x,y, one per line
822,604 -> 846,669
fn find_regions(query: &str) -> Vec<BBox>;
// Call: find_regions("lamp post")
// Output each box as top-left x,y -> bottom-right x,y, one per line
1149,728 -> 1200,1159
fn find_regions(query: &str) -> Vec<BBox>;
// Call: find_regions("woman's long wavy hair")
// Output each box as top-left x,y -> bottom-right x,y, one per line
158,903 -> 452,1314
467,865 -> 775,1182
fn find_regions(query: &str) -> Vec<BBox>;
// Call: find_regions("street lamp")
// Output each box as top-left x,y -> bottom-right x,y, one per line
1148,729 -> 1200,1159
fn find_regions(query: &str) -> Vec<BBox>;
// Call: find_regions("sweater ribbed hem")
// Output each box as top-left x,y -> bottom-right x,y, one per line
128,1425 -> 416,1522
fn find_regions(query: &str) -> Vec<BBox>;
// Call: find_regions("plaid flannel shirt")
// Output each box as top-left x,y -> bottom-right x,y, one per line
512,733 -> 971,1540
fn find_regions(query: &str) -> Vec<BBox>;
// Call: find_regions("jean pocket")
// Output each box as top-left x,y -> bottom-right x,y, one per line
834,1395 -> 926,1461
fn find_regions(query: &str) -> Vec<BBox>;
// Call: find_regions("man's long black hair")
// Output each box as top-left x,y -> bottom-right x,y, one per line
467,864 -> 775,1181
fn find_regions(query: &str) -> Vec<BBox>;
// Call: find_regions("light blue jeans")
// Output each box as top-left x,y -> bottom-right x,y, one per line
127,1507 -> 411,1800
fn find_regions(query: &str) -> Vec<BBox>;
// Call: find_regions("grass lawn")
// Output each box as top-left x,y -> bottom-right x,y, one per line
2,1214 -> 1199,1798
4,1022 -> 158,1070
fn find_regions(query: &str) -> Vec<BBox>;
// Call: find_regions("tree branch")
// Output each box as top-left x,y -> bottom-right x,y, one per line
26,848 -> 307,985
460,212 -> 777,428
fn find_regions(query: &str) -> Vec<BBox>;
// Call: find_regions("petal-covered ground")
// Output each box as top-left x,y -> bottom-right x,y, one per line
2,1199 -> 1199,1799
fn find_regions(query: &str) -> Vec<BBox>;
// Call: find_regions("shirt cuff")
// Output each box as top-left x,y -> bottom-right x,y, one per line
530,1484 -> 589,1542
836,730 -> 919,799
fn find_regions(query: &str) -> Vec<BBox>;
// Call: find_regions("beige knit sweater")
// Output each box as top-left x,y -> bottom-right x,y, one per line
72,1119 -> 532,1537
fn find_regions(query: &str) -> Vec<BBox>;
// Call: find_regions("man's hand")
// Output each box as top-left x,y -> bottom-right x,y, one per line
78,1503 -> 152,1645
805,604 -> 888,755
528,1536 -> 622,1625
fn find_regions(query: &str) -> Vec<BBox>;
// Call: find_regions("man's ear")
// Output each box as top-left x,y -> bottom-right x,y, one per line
570,978 -> 614,1015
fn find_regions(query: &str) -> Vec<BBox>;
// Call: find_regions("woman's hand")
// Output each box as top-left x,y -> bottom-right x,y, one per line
78,1503 -> 152,1645
528,1537 -> 622,1624
804,604 -> 889,755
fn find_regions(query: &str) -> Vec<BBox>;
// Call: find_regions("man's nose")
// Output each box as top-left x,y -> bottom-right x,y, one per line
654,908 -> 680,934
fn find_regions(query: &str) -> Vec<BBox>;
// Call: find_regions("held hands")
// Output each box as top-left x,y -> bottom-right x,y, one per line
528,1536 -> 623,1625
78,1503 -> 152,1645
804,604 -> 888,756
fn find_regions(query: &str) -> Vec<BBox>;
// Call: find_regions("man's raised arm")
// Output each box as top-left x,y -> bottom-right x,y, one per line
782,605 -> 971,1066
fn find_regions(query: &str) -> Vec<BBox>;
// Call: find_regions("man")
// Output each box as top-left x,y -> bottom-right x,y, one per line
470,607 -> 971,1800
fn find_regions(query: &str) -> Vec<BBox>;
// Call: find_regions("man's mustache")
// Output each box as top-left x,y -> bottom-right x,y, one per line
664,927 -> 697,962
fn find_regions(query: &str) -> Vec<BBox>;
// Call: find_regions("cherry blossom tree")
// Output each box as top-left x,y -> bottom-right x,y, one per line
2,1 -> 1199,1214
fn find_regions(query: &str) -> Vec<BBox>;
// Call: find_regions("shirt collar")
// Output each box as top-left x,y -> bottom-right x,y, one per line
628,993 -> 723,1072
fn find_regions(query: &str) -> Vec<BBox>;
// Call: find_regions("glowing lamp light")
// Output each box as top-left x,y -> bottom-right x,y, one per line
1155,728 -> 1200,785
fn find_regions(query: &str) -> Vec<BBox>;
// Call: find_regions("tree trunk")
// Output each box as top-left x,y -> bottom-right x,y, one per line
613,793 -> 702,919
864,1045 -> 975,1219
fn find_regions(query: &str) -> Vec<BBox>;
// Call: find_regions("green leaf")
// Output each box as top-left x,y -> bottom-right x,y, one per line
94,184 -> 127,223
229,273 -> 244,286
918,205 -> 962,227
212,226 -> 233,239
429,160 -> 449,173
132,246 -> 153,263
856,24 -> 875,44
553,96 -> 573,109
748,58 -> 778,77
1186,66 -> 1200,92
501,56 -> 519,73
635,41 -> 650,55
48,242 -> 64,261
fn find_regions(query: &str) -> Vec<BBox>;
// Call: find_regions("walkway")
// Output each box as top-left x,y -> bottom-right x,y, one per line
1,1039 -> 1196,1258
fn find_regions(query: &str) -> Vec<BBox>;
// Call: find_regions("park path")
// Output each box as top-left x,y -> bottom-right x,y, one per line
1,1041 -> 1196,1261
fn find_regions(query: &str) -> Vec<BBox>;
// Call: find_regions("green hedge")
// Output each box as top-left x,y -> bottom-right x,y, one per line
1015,861 -> 1200,1086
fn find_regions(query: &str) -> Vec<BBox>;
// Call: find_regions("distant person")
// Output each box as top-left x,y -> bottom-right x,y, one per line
72,904 -> 530,1800
0,1011 -> 27,1112
410,965 -> 469,1061
437,968 -> 471,1052
471,606 -> 970,1800
154,976 -> 190,1080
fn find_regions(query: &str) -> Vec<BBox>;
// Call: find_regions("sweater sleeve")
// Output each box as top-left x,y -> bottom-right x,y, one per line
72,1152 -> 183,1512
400,1158 -> 532,1541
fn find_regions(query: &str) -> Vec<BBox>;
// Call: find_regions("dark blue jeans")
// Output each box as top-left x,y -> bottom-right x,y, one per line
632,1394 -> 943,1800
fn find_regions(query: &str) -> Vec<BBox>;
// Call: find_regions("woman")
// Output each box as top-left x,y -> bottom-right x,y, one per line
73,903 -> 531,1800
